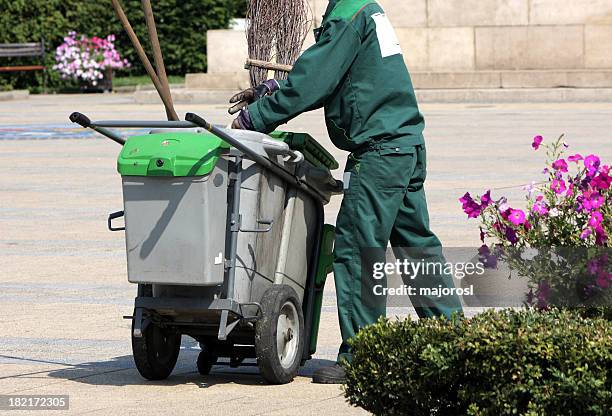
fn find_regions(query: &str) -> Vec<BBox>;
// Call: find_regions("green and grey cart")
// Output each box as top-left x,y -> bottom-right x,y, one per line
69,112 -> 340,384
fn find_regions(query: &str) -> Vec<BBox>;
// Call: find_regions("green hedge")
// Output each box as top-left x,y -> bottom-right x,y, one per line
344,309 -> 611,416
0,0 -> 239,92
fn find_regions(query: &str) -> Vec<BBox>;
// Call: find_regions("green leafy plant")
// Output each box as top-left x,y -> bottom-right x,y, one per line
0,0 -> 234,92
344,309 -> 611,416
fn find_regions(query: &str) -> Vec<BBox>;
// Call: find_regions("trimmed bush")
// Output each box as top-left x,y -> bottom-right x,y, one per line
344,309 -> 611,416
0,0 -> 237,91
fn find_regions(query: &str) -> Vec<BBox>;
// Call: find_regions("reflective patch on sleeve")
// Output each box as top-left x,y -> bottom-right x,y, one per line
371,12 -> 402,58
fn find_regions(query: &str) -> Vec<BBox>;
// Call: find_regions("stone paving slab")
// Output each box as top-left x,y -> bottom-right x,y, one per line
0,94 -> 611,415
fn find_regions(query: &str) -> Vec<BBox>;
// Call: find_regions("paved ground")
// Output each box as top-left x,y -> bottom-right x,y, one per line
0,94 -> 611,415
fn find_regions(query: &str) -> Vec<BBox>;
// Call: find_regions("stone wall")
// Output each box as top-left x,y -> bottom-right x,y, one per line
187,0 -> 612,89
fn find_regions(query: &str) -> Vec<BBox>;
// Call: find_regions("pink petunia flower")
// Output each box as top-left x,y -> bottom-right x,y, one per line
459,193 -> 482,219
589,211 -> 604,228
580,228 -> 592,240
532,135 -> 544,150
537,280 -> 550,309
584,155 -> 601,176
595,226 -> 608,246
568,154 -> 583,163
592,171 -> 612,190
523,182 -> 537,197
505,227 -> 518,245
480,190 -> 493,207
509,209 -> 527,226
532,202 -> 549,216
596,272 -> 610,289
551,179 -> 566,194
552,159 -> 568,173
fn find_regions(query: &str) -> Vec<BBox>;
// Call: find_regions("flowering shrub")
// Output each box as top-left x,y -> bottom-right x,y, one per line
53,32 -> 129,85
459,135 -> 611,311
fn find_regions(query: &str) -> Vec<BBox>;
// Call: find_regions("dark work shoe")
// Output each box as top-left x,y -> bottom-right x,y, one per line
312,363 -> 346,384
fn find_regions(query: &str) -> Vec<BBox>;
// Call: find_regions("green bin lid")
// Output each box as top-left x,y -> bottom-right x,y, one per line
269,131 -> 339,170
117,132 -> 229,177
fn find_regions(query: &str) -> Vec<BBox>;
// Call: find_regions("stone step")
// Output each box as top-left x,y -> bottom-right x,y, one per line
185,70 -> 612,91
0,90 -> 29,102
412,70 -> 612,89
133,87 -> 612,105
185,72 -> 250,90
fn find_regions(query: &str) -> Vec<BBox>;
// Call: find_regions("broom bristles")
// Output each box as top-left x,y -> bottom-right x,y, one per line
246,0 -> 311,87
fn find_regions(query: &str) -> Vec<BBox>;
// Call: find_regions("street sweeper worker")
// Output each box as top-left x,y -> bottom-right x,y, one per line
229,0 -> 463,384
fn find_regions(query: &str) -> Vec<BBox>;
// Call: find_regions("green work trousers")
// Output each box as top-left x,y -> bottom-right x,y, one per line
333,142 -> 463,362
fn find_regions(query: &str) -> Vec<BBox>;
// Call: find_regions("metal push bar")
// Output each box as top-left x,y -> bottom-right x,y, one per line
69,111 -> 334,202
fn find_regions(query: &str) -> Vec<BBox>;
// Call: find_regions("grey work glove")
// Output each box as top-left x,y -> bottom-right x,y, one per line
228,79 -> 280,115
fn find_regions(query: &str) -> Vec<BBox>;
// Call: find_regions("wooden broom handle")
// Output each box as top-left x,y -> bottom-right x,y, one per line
110,0 -> 179,121
245,59 -> 294,73
141,0 -> 176,121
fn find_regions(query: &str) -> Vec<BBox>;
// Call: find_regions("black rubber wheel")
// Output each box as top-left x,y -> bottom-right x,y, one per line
132,316 -> 181,381
196,346 -> 217,376
255,285 -> 304,384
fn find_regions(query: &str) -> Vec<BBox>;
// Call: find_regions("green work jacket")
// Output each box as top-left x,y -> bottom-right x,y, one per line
248,0 -> 425,152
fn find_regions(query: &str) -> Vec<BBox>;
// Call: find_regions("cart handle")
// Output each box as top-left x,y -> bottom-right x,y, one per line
185,112 -> 330,202
70,112 -> 126,146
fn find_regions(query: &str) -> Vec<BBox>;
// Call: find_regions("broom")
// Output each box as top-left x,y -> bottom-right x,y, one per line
245,0 -> 312,87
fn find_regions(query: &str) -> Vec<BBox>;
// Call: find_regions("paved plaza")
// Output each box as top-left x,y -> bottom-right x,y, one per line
1,94 -> 611,415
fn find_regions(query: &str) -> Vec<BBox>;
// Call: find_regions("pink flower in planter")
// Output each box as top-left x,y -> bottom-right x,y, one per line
480,190 -> 493,207
568,154 -> 583,163
580,190 -> 604,212
459,192 -> 482,219
478,245 -> 498,269
523,182 -> 537,197
505,227 -> 518,245
509,209 -> 527,226
592,171 -> 612,190
580,228 -> 592,240
596,272 -> 610,289
532,135 -> 544,150
589,211 -> 604,228
532,202 -> 549,216
537,281 -> 550,309
552,159 -> 568,173
588,258 -> 602,275
498,198 -> 510,212
500,208 -> 512,221
595,226 -> 608,246
584,155 -> 601,176
551,179 -> 566,194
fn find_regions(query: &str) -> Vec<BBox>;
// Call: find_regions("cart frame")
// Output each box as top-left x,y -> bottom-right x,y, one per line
70,112 -> 329,364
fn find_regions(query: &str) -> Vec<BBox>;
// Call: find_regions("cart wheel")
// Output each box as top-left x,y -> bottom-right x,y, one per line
255,285 -> 304,384
132,318 -> 181,381
196,346 -> 217,376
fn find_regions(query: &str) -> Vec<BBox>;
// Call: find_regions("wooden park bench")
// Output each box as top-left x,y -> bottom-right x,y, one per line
0,41 -> 46,92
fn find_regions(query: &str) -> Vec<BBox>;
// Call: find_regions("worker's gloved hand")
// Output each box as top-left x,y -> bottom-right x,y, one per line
231,108 -> 255,130
228,79 -> 280,115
